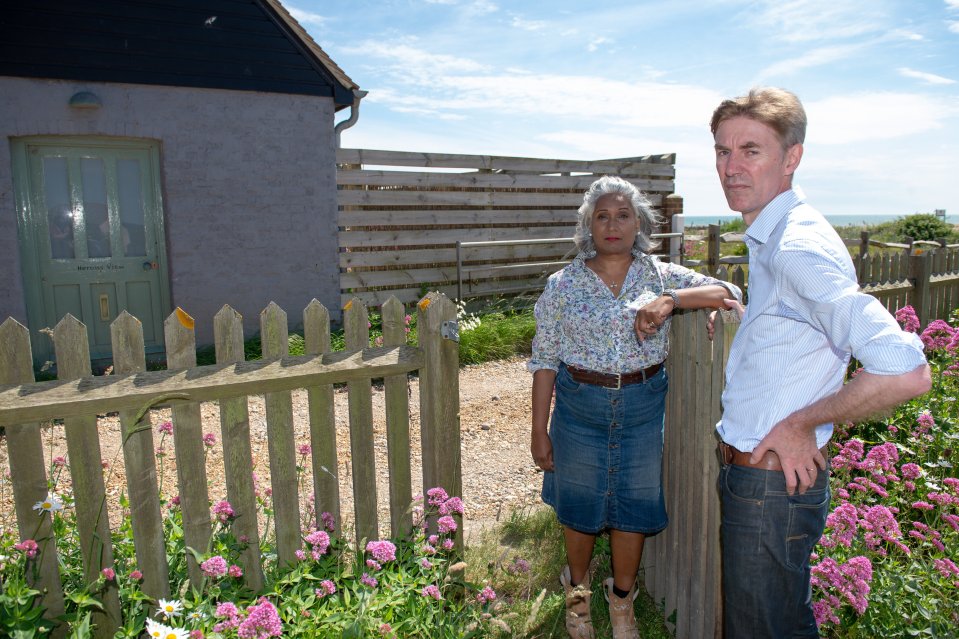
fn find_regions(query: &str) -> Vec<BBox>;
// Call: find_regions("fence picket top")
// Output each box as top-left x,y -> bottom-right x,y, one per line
260,302 -> 289,358
304,300 -> 332,355
164,308 -> 198,369
381,297 -> 406,343
0,318 -> 32,383
214,305 -> 245,364
110,312 -> 145,373
53,314 -> 91,377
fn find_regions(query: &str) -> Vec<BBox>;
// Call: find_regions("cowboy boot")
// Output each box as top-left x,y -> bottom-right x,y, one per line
604,577 -> 641,639
559,565 -> 595,639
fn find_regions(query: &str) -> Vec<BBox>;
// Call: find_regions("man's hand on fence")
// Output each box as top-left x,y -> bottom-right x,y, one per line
706,298 -> 745,341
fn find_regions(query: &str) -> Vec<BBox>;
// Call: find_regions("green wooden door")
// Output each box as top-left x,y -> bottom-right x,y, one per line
12,137 -> 170,365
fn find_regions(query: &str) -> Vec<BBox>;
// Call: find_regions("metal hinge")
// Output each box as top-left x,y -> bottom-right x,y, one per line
441,320 -> 460,343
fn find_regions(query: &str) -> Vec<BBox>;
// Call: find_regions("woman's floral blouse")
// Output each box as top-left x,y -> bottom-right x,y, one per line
528,248 -> 742,375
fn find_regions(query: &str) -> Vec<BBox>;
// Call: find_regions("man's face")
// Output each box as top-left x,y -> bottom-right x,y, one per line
714,116 -> 802,225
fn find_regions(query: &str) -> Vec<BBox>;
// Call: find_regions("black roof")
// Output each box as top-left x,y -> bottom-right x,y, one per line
0,0 -> 358,108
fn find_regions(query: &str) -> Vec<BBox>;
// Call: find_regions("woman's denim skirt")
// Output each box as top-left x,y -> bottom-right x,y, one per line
542,363 -> 668,535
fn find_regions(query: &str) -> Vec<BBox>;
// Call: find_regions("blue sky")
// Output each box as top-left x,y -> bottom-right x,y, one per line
288,0 -> 959,219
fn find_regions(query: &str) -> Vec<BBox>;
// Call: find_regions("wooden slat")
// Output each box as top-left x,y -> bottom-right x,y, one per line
304,300 -> 341,535
213,305 -> 264,591
337,170 -> 674,192
381,297 -> 413,538
339,243 -> 574,269
163,309 -> 210,589
53,315 -> 120,638
339,226 -> 574,248
260,303 -> 301,567
343,298 -> 378,545
416,292 -> 463,548
339,208 -> 581,227
0,345 -> 423,429
340,261 -> 566,290
337,147 -> 677,176
341,276 -> 553,308
113,312 -> 170,602
338,189 -> 664,208
0,319 -> 66,636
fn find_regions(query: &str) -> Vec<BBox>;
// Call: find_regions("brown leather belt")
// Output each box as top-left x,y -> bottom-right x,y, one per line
719,442 -> 828,472
566,363 -> 663,389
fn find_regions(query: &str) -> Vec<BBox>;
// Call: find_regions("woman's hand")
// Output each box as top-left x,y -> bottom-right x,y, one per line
531,429 -> 554,471
634,295 -> 674,341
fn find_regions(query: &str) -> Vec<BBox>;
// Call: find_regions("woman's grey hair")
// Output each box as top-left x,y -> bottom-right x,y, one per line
573,175 -> 662,254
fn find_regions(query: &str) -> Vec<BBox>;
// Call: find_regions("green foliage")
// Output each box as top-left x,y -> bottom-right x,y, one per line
890,214 -> 956,243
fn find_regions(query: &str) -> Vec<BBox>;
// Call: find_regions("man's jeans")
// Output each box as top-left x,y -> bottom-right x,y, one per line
719,462 -> 830,638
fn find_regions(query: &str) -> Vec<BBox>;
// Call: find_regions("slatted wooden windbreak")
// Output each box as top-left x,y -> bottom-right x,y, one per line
336,148 -> 678,307
0,293 -> 461,637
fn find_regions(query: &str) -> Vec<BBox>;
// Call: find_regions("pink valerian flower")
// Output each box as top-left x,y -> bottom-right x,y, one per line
305,530 -> 331,555
944,514 -> 959,532
421,584 -> 442,600
929,492 -> 959,506
822,502 -> 859,549
427,487 -> 449,507
861,505 -> 910,556
831,439 -> 865,470
237,598 -> 282,639
934,558 -> 959,579
862,442 -> 898,474
476,586 -> 497,604
228,564 -> 243,578
442,538 -> 455,551
865,481 -> 889,498
895,305 -> 920,333
366,559 -> 382,570
916,410 -> 935,435
158,421 -> 174,435
900,463 -> 922,480
15,539 -> 38,558
420,558 -> 433,569
315,580 -> 336,598
379,623 -> 395,638
130,570 -> 143,581
437,515 -> 457,534
52,456 -> 66,467
297,444 -> 311,457
191,631 -> 204,639
811,555 -> 873,623
202,433 -> 217,447
155,446 -> 166,457
904,480 -> 917,492
294,549 -> 307,561
943,477 -> 959,493
422,543 -> 437,556
201,555 -> 228,578
321,511 -> 336,532
212,500 -> 235,523
912,501 -> 934,511
920,319 -> 954,350
366,540 -> 397,563
507,557 -> 531,574
170,495 -> 181,506
361,573 -> 378,588
428,534 -> 439,545
438,497 -> 465,516
213,602 -> 242,633
101,567 -> 116,581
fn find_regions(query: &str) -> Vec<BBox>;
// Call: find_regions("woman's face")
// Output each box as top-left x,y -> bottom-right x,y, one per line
590,193 -> 638,256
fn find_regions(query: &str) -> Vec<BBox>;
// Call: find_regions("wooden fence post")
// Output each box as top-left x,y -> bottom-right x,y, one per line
859,231 -> 869,261
382,296 -> 414,538
707,224 -> 720,276
112,312 -> 170,603
343,298 -> 379,546
911,252 -> 934,328
164,308 -> 211,588
53,315 -> 120,638
304,300 -> 341,535
0,319 -> 66,637
213,305 -> 264,591
416,292 -> 463,548
260,302 -> 300,566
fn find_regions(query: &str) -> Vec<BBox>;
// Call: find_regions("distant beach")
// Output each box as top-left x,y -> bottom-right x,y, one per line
683,213 -> 956,228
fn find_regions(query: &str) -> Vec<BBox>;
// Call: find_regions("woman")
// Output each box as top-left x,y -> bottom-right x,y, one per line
529,175 -> 741,639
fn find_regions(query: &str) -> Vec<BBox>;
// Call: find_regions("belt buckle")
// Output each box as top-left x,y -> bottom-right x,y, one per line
613,373 -> 622,390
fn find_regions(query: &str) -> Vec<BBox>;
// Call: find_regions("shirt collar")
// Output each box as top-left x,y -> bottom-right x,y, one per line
575,247 -> 647,263
744,185 -> 806,245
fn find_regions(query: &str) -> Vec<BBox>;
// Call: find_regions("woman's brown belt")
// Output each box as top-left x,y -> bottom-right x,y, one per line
565,363 -> 663,389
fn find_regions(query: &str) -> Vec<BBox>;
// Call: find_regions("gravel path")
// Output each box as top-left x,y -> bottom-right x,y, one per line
0,356 -> 543,541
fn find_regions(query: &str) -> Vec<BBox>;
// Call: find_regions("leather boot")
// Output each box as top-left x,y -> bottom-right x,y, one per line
559,565 -> 595,639
604,577 -> 641,639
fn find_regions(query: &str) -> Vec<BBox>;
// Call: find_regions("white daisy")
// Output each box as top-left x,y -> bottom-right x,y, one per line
186,609 -> 206,622
156,598 -> 183,618
145,618 -> 166,638
32,493 -> 64,514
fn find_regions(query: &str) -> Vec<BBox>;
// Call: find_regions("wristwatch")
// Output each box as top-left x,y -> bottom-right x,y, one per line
663,289 -> 680,310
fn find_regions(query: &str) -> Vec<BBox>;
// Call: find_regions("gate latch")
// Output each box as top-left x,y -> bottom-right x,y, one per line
441,320 -> 459,343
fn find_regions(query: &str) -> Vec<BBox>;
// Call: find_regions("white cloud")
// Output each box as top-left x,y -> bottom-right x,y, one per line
748,0 -> 884,43
898,67 -> 956,85
466,0 -> 498,14
754,43 -> 867,81
949,21 -> 959,33
946,0 -> 959,9
587,37 -> 611,52
510,16 -> 546,31
806,92 -> 959,144
286,6 -> 327,27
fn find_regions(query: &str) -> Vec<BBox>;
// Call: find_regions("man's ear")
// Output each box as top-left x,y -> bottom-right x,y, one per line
784,143 -> 803,176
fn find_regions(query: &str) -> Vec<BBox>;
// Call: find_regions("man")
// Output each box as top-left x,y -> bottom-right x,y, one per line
708,87 -> 931,638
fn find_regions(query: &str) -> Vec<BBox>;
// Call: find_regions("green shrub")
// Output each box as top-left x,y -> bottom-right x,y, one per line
891,214 -> 955,243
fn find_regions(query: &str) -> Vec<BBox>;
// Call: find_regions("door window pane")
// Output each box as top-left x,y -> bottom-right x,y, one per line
81,158 -> 111,257
43,157 -> 75,259
117,159 -> 146,256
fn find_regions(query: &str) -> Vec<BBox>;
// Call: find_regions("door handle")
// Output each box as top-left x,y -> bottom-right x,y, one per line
99,294 -> 110,321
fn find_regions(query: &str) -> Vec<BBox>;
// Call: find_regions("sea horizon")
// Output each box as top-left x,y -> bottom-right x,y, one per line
683,213 -> 956,228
